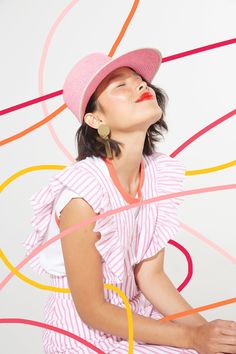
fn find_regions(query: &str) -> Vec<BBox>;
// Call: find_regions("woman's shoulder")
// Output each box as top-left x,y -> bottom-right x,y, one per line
50,156 -> 107,212
54,156 -> 103,181
150,150 -> 186,166
148,150 -> 187,205
27,157 -> 98,206
149,150 -> 187,177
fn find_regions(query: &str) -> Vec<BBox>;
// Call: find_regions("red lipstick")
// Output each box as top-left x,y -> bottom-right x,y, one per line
135,92 -> 154,103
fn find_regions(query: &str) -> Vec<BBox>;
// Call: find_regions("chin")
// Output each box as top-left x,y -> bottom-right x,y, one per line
149,106 -> 162,121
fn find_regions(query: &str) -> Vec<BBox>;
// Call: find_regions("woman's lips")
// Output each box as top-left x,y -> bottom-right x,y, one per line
136,93 -> 154,103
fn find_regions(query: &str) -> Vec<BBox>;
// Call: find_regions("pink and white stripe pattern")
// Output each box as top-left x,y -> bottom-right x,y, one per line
22,152 -> 198,353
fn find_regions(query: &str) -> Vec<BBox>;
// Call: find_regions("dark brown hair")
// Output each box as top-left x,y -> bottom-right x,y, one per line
75,72 -> 168,161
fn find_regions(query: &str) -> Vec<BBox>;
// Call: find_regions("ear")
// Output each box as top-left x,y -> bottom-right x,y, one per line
84,113 -> 100,129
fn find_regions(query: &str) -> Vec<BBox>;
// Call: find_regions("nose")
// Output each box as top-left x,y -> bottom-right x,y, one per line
137,80 -> 148,92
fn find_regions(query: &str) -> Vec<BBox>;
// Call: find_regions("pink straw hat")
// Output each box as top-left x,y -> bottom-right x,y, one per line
62,47 -> 162,124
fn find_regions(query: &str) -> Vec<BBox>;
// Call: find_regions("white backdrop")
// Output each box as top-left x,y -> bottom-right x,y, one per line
1,1 -> 235,353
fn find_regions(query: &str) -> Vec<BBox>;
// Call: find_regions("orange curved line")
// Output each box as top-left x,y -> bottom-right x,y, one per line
0,104 -> 67,146
158,297 -> 236,322
0,1 -> 139,148
108,0 -> 140,57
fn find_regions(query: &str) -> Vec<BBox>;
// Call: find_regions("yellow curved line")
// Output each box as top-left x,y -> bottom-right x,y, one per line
0,248 -> 134,353
0,248 -> 70,293
104,284 -> 134,352
1,159 -> 235,352
186,160 -> 236,175
0,165 -> 66,192
1,160 -> 236,192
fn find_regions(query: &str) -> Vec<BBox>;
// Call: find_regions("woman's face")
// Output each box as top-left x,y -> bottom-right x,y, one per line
93,66 -> 163,135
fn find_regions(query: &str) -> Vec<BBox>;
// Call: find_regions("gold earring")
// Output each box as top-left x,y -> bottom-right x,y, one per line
96,124 -> 113,159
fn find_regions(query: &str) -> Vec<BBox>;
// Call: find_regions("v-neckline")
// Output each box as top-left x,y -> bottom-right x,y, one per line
101,156 -> 145,204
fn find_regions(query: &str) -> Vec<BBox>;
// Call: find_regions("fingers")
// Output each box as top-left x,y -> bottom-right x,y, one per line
214,319 -> 236,328
217,344 -> 236,353
220,327 -> 236,336
218,336 -> 236,345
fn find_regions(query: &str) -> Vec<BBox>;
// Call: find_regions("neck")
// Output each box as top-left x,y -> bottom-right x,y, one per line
108,135 -> 145,191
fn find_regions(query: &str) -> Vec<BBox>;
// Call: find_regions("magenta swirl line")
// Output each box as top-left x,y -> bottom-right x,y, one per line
0,90 -> 63,116
1,38 -> 235,116
170,109 -> 236,158
168,239 -> 193,292
162,37 -> 235,62
0,318 -> 105,353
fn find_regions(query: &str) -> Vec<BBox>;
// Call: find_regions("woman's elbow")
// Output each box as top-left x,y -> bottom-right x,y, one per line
78,301 -> 106,329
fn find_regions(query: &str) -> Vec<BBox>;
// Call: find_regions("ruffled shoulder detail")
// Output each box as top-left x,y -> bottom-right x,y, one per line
21,160 -> 109,276
21,158 -> 126,282
141,152 -> 187,261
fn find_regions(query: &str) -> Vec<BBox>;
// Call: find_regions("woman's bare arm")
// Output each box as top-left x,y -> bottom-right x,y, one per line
59,198 -> 195,349
143,270 -> 207,327
93,299 -> 194,348
134,248 -> 207,327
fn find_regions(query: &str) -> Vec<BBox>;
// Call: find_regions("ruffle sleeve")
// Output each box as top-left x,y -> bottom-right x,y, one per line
21,163 -> 112,276
141,152 -> 187,261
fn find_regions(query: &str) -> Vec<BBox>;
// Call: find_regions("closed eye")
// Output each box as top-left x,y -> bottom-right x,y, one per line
116,75 -> 143,87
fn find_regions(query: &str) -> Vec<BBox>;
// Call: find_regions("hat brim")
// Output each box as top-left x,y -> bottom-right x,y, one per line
79,47 -> 162,122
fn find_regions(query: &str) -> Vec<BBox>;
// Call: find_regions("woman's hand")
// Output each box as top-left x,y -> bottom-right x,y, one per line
191,319 -> 236,354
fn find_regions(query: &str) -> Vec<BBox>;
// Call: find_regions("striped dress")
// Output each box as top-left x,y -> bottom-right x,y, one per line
22,151 -> 198,354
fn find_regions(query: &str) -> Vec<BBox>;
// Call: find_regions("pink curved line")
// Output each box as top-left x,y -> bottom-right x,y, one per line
1,183 -> 236,290
1,38 -> 235,115
0,318 -> 105,353
180,222 -> 236,265
38,0 -> 79,163
168,239 -> 193,292
170,109 -> 236,158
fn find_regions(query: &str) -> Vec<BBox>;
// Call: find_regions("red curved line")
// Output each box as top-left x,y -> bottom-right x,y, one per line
168,239 -> 193,292
162,37 -> 235,62
0,318 -> 105,354
1,38 -> 235,116
0,90 -> 63,116
170,109 -> 236,158
54,212 -> 193,291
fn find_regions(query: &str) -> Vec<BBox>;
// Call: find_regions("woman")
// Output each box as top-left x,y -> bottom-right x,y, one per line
23,48 -> 236,353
